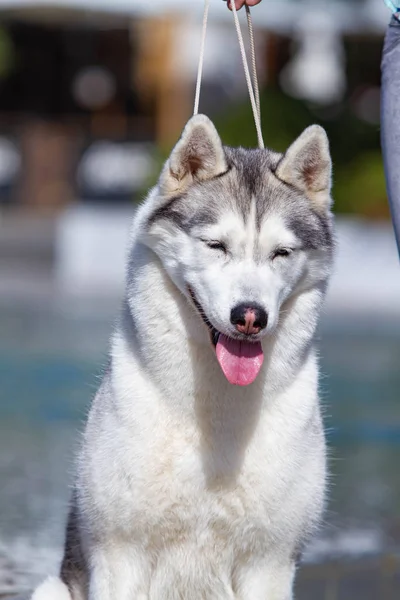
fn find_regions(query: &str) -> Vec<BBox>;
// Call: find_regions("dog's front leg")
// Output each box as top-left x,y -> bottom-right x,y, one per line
88,545 -> 149,600
234,559 -> 296,600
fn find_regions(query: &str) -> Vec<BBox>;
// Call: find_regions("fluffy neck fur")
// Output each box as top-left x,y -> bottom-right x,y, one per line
108,231 -> 325,483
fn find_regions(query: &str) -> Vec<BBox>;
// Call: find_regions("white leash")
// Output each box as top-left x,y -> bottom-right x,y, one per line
244,4 -> 261,131
193,0 -> 210,117
193,0 -> 264,149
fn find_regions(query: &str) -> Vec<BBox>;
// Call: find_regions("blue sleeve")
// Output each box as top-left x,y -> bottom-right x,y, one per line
384,1 -> 400,15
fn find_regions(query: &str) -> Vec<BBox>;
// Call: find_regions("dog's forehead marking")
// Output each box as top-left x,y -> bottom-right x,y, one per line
244,197 -> 258,259
200,211 -> 246,245
258,213 -> 298,251
201,207 -> 297,261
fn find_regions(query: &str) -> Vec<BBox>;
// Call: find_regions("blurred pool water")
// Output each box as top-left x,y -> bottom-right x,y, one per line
0,305 -> 400,594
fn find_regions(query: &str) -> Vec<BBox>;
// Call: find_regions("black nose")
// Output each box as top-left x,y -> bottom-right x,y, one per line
230,303 -> 268,335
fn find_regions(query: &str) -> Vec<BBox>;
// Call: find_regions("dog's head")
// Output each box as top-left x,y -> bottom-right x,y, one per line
140,115 -> 334,386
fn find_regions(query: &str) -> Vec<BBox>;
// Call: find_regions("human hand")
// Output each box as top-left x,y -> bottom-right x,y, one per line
226,0 -> 263,10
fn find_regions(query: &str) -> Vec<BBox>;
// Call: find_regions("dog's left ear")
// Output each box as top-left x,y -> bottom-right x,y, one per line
159,114 -> 227,195
275,125 -> 332,212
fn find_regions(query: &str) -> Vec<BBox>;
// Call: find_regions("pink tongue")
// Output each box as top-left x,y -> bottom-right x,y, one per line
216,334 -> 264,386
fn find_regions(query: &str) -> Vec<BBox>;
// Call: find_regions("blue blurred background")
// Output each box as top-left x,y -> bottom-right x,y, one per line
0,1 -> 399,599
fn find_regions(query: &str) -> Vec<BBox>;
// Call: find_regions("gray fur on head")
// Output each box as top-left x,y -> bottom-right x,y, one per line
148,115 -> 334,253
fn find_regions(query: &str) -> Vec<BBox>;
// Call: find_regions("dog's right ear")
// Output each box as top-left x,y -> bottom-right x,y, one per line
275,125 -> 332,213
159,115 -> 227,195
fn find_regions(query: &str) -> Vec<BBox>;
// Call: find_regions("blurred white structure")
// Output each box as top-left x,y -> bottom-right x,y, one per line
326,219 -> 400,322
55,206 -> 133,298
280,11 -> 346,104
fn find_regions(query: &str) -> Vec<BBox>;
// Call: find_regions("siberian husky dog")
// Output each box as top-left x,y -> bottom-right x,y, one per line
32,114 -> 334,600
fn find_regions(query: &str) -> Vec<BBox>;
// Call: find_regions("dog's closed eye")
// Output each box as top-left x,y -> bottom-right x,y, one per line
272,248 -> 292,260
201,239 -> 227,253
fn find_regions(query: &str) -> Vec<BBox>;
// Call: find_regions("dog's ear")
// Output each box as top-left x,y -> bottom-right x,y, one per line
275,125 -> 332,212
159,114 -> 227,195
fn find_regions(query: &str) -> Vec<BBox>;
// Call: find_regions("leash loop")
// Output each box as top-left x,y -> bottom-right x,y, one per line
194,0 -> 264,149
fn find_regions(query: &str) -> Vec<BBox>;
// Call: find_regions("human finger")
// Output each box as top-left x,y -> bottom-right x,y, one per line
227,1 -> 247,11
227,0 -> 262,9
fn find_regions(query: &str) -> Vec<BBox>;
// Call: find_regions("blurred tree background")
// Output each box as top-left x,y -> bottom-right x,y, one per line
215,34 -> 386,218
0,3 -> 388,219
